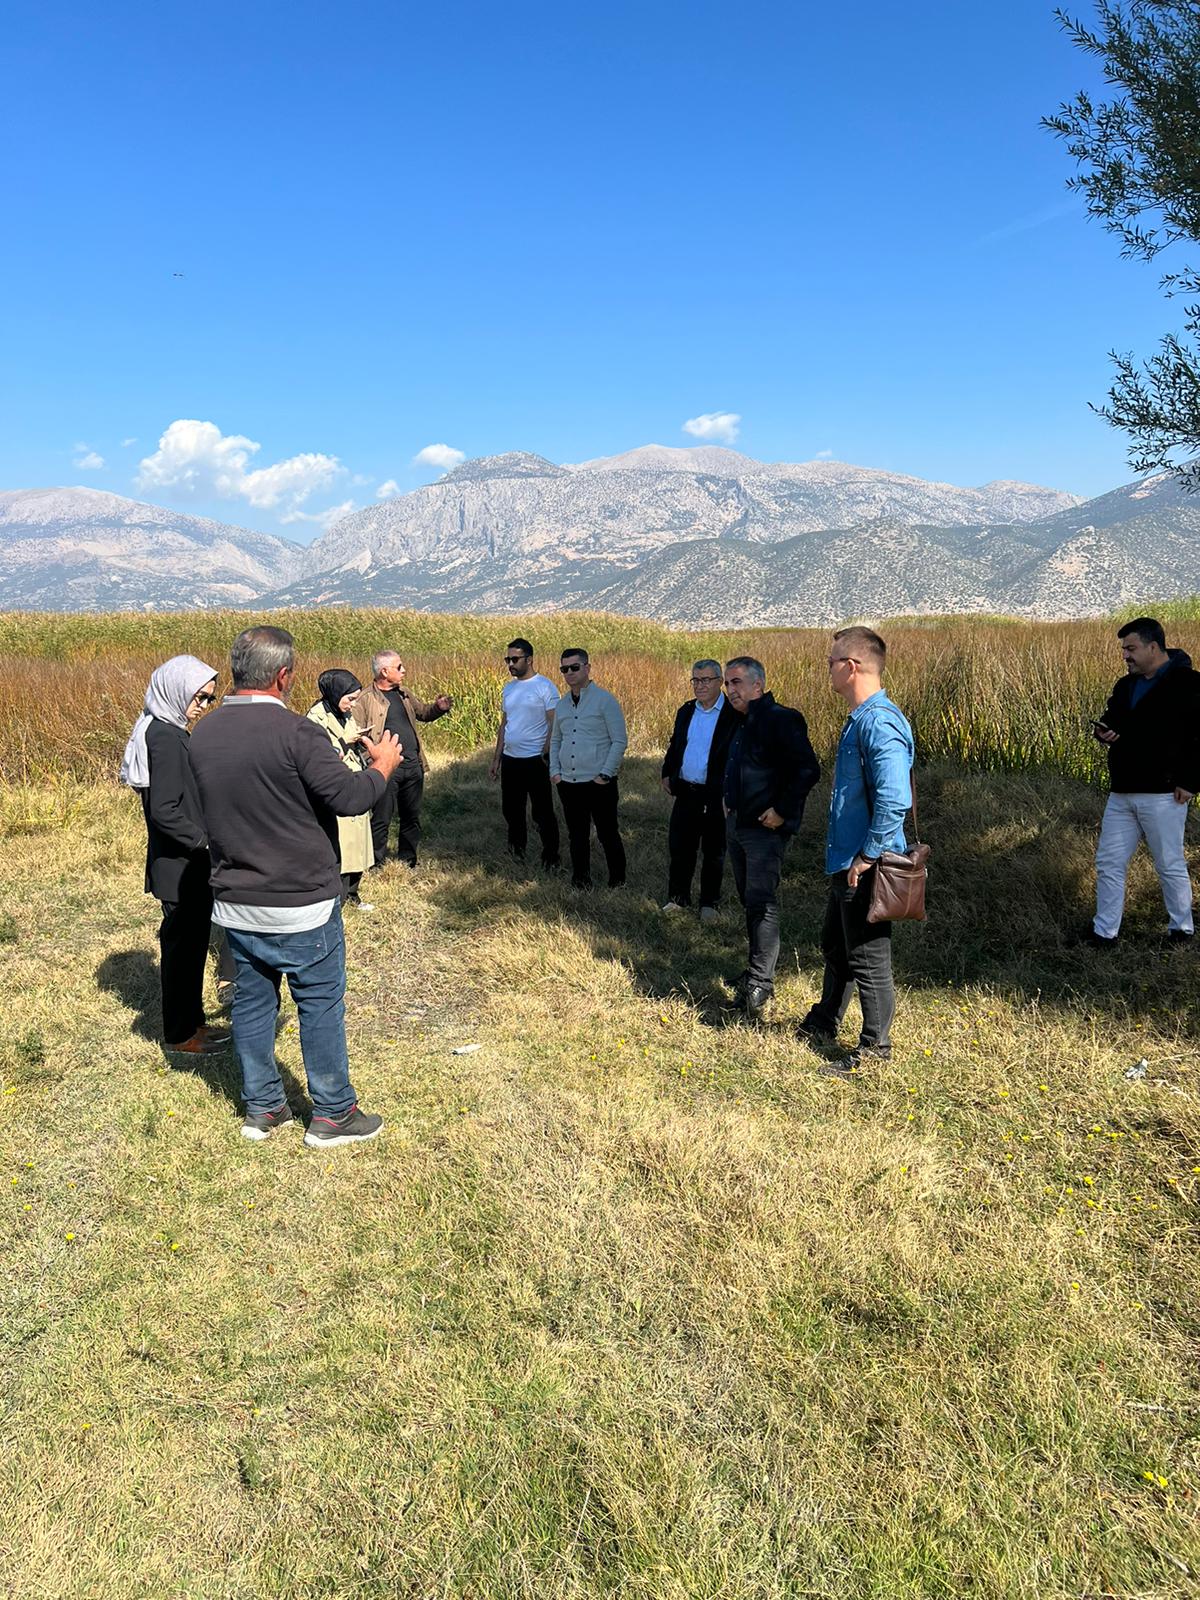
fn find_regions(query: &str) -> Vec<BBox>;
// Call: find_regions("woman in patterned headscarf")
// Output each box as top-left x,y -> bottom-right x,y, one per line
306,669 -> 375,909
121,655 -> 231,1055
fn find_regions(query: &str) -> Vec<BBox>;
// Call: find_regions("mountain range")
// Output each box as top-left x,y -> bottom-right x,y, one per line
2,448 -> 1198,625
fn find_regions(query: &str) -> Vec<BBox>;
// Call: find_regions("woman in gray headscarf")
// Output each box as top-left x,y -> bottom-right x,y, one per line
121,655 -> 230,1055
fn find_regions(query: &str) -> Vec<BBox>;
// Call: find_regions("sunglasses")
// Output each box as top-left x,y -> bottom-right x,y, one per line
503,655 -> 527,665
194,693 -> 217,706
560,663 -> 584,674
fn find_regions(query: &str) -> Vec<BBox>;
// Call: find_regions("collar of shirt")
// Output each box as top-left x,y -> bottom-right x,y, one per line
223,694 -> 290,708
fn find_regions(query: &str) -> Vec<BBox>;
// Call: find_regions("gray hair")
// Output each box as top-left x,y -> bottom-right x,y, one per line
693,658 -> 722,677
724,655 -> 766,686
230,626 -> 295,690
371,649 -> 400,678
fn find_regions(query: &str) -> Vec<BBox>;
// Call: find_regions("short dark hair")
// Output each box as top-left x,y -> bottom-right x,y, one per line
231,626 -> 295,689
1118,616 -> 1166,650
833,625 -> 887,668
725,656 -> 766,685
507,638 -> 534,656
560,647 -> 589,664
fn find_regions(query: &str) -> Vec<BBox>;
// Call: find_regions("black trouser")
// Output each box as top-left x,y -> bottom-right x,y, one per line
727,821 -> 789,988
501,753 -> 560,864
371,768 -> 425,867
159,886 -> 214,1045
340,872 -> 363,903
667,782 -> 726,906
557,779 -> 626,887
806,870 -> 896,1051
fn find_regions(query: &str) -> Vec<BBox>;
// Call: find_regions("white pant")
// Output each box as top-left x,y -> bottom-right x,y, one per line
1094,791 -> 1194,937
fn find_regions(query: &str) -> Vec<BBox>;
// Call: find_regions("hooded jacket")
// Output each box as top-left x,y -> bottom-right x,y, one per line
1100,648 -> 1200,795
722,692 -> 820,834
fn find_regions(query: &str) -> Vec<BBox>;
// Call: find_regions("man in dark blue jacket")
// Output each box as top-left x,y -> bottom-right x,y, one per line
722,656 -> 820,1018
660,659 -> 739,922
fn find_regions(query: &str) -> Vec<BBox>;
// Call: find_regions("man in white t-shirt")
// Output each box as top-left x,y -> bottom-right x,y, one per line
489,637 -> 560,868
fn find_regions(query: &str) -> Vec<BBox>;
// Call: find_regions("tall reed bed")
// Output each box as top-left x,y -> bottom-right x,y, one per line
0,608 -> 1191,786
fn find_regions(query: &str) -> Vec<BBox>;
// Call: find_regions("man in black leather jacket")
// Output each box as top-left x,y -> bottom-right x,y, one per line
722,656 -> 821,1017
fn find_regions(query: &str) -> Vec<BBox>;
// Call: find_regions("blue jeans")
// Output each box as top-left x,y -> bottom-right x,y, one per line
225,905 -> 356,1118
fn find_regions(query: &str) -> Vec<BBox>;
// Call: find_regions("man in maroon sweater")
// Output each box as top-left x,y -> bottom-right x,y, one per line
190,627 -> 401,1146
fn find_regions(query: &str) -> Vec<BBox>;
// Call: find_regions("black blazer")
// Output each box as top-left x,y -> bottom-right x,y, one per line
722,693 -> 820,835
140,719 -> 211,903
661,696 -> 739,793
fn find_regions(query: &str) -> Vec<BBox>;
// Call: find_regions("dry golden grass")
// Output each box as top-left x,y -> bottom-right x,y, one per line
4,606 -> 1198,784
1,741 -> 1198,1598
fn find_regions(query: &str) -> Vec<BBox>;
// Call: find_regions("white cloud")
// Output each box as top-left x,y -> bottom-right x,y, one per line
682,411 -> 741,444
412,443 -> 465,470
376,479 -> 402,499
814,448 -> 834,460
121,437 -> 137,448
280,498 -> 357,529
136,419 -> 344,518
74,449 -> 106,470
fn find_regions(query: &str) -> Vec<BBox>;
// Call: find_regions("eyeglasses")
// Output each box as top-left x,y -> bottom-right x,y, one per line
691,675 -> 721,684
194,693 -> 216,706
503,655 -> 528,665
827,656 -> 859,668
560,663 -> 584,674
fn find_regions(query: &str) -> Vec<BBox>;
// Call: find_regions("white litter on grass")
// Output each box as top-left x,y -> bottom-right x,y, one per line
452,1043 -> 482,1055
1125,1058 -> 1149,1080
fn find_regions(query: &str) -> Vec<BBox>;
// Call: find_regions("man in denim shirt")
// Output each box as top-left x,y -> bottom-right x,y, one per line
800,626 -> 914,1075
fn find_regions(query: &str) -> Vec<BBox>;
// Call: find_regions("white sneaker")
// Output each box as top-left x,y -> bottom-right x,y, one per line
699,905 -> 718,925
356,901 -> 377,913
661,900 -> 685,913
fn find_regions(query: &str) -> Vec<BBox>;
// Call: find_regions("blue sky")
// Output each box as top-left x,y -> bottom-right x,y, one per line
1,0 -> 1179,538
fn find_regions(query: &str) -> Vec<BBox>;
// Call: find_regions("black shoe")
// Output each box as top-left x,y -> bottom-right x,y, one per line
744,982 -> 773,1022
507,847 -> 527,863
303,1104 -> 384,1148
541,858 -> 560,872
797,1013 -> 835,1047
819,1045 -> 889,1080
845,1045 -> 891,1071
571,878 -> 593,891
1167,929 -> 1194,944
241,1103 -> 296,1141
608,879 -> 626,890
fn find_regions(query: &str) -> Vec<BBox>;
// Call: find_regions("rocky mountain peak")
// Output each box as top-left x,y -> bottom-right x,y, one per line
441,452 -> 566,483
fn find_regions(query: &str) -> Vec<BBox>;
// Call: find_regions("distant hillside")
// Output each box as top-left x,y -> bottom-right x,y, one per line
9,455 -> 1200,625
0,488 -> 303,610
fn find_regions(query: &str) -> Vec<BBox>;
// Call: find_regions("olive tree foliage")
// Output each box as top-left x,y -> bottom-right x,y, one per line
1044,2 -> 1200,485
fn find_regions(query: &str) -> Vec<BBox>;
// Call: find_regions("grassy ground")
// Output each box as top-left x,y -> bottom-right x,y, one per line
1,756 -> 1199,1599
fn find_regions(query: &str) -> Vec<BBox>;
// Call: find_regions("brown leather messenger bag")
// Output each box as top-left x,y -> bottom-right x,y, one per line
866,768 -> 930,925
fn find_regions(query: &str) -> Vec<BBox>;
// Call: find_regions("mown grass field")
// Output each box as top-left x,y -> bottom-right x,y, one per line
1,608 -> 1199,1598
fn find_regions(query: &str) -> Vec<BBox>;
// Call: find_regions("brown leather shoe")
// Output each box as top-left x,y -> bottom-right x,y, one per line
167,1025 -> 231,1055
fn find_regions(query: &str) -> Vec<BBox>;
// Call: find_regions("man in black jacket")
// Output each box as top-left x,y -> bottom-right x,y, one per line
722,656 -> 821,1017
190,627 -> 402,1146
660,659 -> 738,922
1089,616 -> 1200,947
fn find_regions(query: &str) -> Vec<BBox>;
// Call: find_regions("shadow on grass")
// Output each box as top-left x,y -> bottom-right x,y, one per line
94,949 -> 306,1109
418,752 -> 1200,1040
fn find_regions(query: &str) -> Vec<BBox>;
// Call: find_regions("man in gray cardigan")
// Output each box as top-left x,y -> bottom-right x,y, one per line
549,647 -> 628,889
190,627 -> 402,1146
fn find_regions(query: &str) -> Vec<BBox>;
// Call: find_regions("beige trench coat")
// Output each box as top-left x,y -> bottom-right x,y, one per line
305,702 -> 374,874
